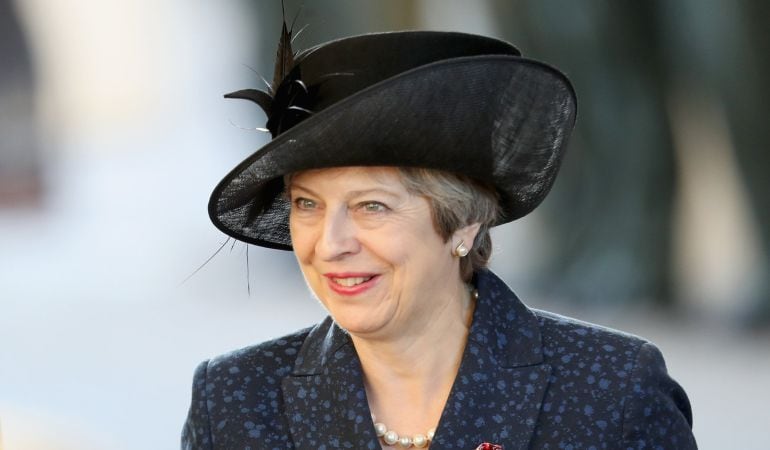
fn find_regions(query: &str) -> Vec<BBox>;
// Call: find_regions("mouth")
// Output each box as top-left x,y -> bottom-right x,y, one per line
324,273 -> 380,295
331,276 -> 374,287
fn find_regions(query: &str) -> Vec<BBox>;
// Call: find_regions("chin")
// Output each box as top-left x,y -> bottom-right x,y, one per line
306,277 -> 395,335
320,300 -> 391,336
324,313 -> 377,335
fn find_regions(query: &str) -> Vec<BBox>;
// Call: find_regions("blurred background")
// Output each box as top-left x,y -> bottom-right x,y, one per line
1,0 -> 768,448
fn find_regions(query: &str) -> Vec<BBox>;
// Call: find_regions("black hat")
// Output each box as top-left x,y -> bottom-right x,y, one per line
209,30 -> 577,250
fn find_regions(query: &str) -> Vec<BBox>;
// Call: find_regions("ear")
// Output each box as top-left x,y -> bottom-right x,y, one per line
452,222 -> 482,249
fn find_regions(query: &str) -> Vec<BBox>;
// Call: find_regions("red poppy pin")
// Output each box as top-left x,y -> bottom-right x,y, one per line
475,444 -> 503,450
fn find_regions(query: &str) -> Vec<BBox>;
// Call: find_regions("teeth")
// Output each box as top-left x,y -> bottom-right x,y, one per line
333,276 -> 372,287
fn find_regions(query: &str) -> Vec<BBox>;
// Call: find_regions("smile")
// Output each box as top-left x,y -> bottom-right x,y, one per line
324,273 -> 380,296
332,276 -> 373,287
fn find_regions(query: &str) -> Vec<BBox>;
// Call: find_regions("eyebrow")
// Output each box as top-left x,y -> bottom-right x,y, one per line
289,184 -> 401,201
347,188 -> 401,200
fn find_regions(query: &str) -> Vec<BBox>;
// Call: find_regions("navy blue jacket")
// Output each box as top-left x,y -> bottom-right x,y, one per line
182,270 -> 696,449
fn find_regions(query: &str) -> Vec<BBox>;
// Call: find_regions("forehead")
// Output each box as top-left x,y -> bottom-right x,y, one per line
288,166 -> 405,190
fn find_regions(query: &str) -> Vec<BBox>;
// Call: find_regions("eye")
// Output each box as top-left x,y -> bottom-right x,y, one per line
293,197 -> 317,210
358,201 -> 388,213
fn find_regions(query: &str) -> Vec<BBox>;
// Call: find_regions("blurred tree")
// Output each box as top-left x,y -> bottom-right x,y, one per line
0,0 -> 41,207
663,0 -> 770,325
493,0 -> 676,306
493,0 -> 769,322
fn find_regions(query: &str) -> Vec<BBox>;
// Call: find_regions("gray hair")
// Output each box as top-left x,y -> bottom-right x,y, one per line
397,167 -> 500,282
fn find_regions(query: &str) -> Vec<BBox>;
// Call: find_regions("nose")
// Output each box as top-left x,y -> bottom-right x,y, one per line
316,207 -> 360,260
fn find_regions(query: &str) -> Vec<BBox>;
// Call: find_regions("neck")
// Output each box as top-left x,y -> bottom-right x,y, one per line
349,281 -> 476,438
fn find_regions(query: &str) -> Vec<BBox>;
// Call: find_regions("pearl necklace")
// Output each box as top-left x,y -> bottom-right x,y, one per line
372,415 -> 435,448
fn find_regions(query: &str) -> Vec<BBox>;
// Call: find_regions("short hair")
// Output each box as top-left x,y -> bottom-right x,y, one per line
397,167 -> 500,282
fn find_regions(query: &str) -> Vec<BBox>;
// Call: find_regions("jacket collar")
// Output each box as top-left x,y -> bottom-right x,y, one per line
282,270 -> 551,449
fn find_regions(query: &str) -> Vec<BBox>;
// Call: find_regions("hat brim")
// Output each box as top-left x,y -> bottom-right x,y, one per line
209,54 -> 576,250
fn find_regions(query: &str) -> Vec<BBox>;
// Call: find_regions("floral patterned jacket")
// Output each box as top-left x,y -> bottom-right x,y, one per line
182,269 -> 696,449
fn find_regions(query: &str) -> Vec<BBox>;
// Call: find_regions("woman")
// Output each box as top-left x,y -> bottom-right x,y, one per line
183,29 -> 696,449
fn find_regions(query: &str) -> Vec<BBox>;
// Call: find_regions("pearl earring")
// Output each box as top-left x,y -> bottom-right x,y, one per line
454,241 -> 470,257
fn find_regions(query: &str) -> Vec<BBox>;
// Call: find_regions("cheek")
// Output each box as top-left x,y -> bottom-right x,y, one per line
289,221 -> 314,262
291,231 -> 323,291
372,230 -> 442,275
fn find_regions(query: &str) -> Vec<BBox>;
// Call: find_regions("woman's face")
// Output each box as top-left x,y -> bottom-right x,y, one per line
288,166 -> 476,338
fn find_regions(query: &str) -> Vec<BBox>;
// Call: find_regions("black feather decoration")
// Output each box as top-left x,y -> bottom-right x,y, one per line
225,2 -> 315,138
272,18 -> 295,94
223,89 -> 273,117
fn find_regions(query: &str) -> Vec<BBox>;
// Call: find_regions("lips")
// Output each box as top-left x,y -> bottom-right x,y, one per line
324,273 -> 380,295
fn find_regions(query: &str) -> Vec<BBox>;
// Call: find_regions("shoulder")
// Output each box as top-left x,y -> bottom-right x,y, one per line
532,308 -> 665,405
531,308 -> 651,407
530,310 -> 696,448
199,326 -> 313,382
182,327 -> 315,449
189,326 -> 314,407
533,308 -> 649,362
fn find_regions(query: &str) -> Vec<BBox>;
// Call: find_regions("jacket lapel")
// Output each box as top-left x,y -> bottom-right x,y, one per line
281,317 -> 379,449
432,270 -> 552,449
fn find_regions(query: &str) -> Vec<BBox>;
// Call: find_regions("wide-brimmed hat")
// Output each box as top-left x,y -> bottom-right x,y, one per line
210,30 -> 577,250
